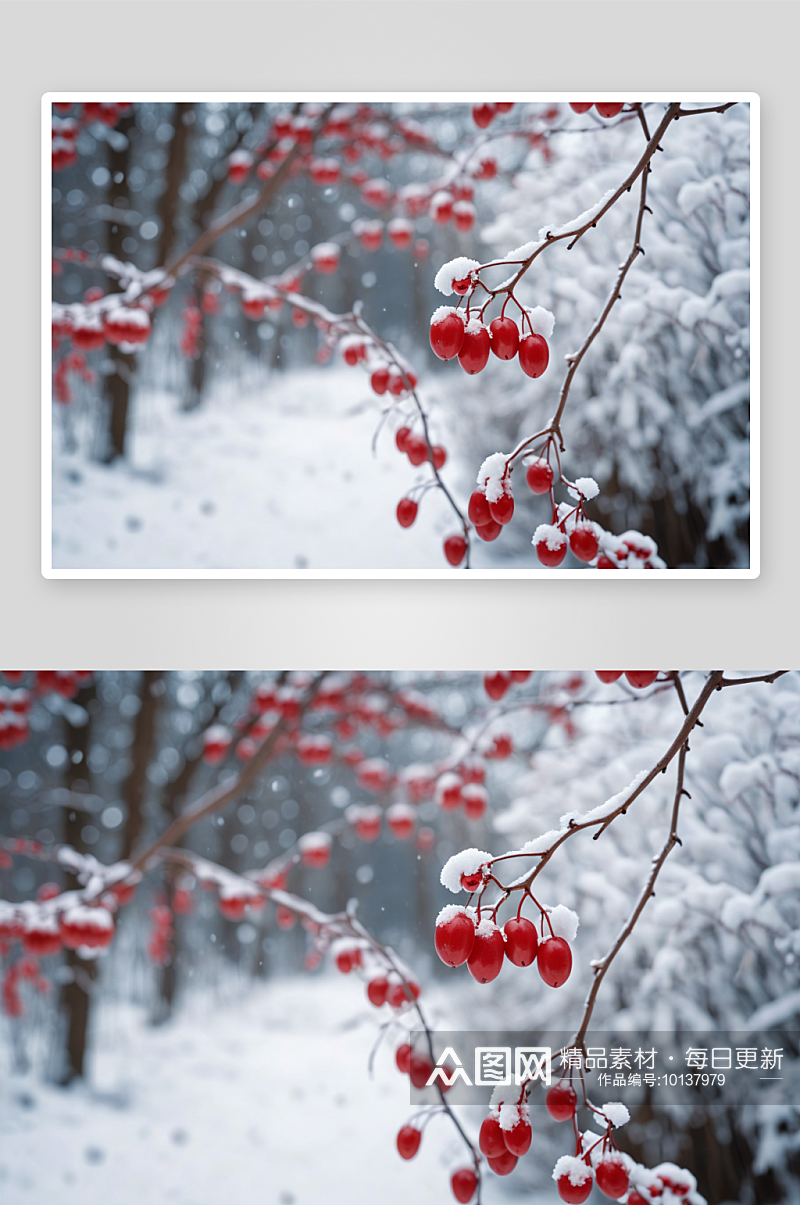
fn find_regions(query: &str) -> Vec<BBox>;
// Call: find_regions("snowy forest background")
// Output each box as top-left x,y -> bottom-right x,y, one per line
0,670 -> 796,1204
48,99 -> 751,572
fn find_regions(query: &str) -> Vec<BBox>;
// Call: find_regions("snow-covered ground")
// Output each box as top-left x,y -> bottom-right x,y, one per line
0,975 -> 480,1205
51,369 -> 493,573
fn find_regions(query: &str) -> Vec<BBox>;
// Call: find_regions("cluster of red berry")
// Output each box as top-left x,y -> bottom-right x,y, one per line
435,900 -> 573,987
430,305 -> 550,380
51,101 -> 132,172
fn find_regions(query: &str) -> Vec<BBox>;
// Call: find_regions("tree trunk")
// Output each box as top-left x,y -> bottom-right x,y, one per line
57,681 -> 97,1083
120,671 -> 164,862
102,113 -> 137,462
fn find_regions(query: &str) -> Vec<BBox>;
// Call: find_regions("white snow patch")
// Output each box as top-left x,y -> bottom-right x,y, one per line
601,1101 -> 630,1128
547,905 -> 579,944
477,452 -> 509,504
540,190 -> 615,239
533,524 -> 567,551
568,477 -> 600,502
440,848 -> 493,893
560,769 -> 650,826
553,1155 -> 594,1185
434,257 -> 482,296
524,305 -> 556,340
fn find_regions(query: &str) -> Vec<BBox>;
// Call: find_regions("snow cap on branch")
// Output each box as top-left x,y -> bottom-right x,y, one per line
568,477 -> 600,502
560,768 -> 650,827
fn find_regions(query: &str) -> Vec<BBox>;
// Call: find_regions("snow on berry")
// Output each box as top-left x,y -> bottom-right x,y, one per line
477,452 -> 509,505
59,904 -> 114,950
600,1101 -> 630,1128
523,305 -> 556,339
547,904 -> 580,943
440,848 -> 492,893
298,831 -> 332,868
568,476 -> 600,502
553,1155 -> 594,1186
434,257 -> 482,297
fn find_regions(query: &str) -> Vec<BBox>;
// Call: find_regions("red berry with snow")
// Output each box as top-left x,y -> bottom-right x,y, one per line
503,917 -> 539,966
489,317 -> 520,360
458,323 -> 491,375
396,498 -> 418,528
386,803 -> 415,840
538,935 -> 572,987
526,458 -> 554,494
459,869 -> 482,891
570,524 -> 600,563
595,1157 -> 630,1199
397,1125 -> 422,1160
461,784 -> 488,820
519,333 -> 549,378
546,1082 -> 578,1121
534,525 -> 568,568
624,671 -> 658,689
596,671 -> 623,683
435,908 -> 476,967
467,923 -> 505,983
452,276 -> 473,296
429,309 -> 465,361
444,535 -> 467,567
450,1168 -> 478,1204
570,102 -> 594,114
557,1173 -> 593,1203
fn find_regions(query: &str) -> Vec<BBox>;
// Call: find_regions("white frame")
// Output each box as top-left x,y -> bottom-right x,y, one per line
41,92 -> 760,580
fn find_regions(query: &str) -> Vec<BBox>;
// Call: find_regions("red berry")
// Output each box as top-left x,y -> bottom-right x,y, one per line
475,519 -> 502,542
479,1116 -> 507,1158
537,936 -> 572,987
503,1118 -> 532,1157
595,671 -> 623,683
452,276 -> 473,296
432,445 -> 447,471
458,324 -> 491,374
395,1043 -> 412,1074
467,924 -> 505,983
503,917 -> 538,967
597,554 -> 617,569
569,102 -> 594,114
461,784 -> 488,820
628,1194 -> 650,1205
526,459 -> 554,494
519,333 -> 549,378
371,367 -> 391,395
473,103 -> 496,129
509,671 -> 531,683
459,870 -> 482,892
557,1172 -> 593,1203
489,317 -> 520,360
624,671 -> 658,689
534,527 -> 567,567
435,911 -> 476,967
444,535 -> 467,567
468,490 -> 491,527
430,311 -> 465,361
489,491 -> 514,526
397,498 -> 418,528
595,102 -> 624,118
596,1158 -> 630,1199
545,1082 -> 578,1121
409,1052 -> 434,1088
405,435 -> 428,466
495,102 -> 514,114
395,426 -> 411,452
487,1150 -> 518,1176
484,672 -> 511,701
367,976 -> 389,1007
397,1125 -> 422,1160
450,1168 -> 478,1204
276,905 -> 295,930
570,524 -> 599,563
453,202 -> 476,233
